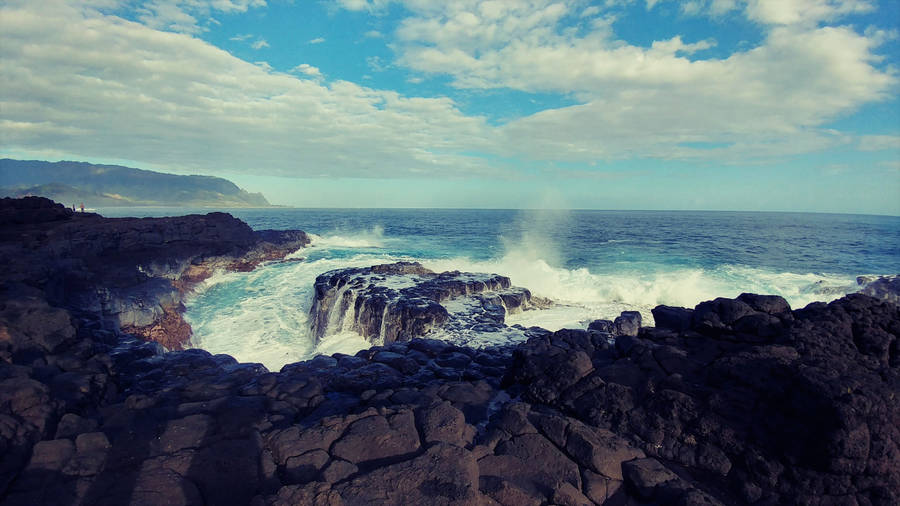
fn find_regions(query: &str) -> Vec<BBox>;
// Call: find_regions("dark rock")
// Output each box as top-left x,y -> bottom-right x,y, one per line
651,305 -> 693,332
334,443 -> 482,504
856,275 -> 900,306
622,458 -> 679,500
3,200 -> 898,506
614,311 -> 642,337
736,293 -> 792,315
308,262 -> 546,346
691,297 -> 756,333
418,401 -> 471,447
330,411 -> 420,465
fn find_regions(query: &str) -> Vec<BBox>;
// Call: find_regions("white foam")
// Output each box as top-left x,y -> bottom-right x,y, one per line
184,252 -> 405,371
421,242 -> 858,329
185,227 -> 861,371
308,225 -> 386,249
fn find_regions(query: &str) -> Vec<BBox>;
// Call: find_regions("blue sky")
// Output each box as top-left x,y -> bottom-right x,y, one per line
1,0 -> 898,214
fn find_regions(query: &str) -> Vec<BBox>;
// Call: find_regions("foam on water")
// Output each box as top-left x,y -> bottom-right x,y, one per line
421,238 -> 859,331
307,225 -> 386,249
185,216 -> 868,370
184,251 -> 404,371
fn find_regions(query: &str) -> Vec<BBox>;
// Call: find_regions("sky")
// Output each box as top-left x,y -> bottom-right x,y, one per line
1,0 -> 898,214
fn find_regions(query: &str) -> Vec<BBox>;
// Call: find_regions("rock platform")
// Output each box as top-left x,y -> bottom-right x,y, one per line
310,261 -> 550,348
1,197 -> 898,505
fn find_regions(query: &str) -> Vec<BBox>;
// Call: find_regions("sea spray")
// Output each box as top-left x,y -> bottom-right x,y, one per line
181,210 -> 885,369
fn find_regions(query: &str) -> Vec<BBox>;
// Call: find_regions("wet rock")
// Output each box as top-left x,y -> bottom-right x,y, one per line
651,305 -> 693,332
857,275 -> 900,306
614,311 -> 642,337
309,262 -> 546,346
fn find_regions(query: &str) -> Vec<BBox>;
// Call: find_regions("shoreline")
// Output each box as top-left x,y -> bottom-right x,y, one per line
1,197 -> 897,505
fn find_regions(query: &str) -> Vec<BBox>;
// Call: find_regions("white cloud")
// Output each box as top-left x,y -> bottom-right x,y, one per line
133,0 -> 267,34
646,0 -> 872,23
251,38 -> 269,49
364,30 -> 383,38
335,0 -> 391,12
745,0 -> 875,26
0,1 -> 497,179
366,55 -> 389,72
384,0 -> 895,162
291,63 -> 323,79
858,135 -> 900,152
230,33 -> 252,41
308,37 -> 326,44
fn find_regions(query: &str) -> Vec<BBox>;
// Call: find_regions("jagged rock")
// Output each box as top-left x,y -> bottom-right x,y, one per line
651,305 -> 693,332
309,262 -> 548,346
614,311 -> 642,337
857,275 -> 900,306
2,199 -> 898,506
330,411 -> 420,465
333,443 -> 482,504
506,294 -> 900,506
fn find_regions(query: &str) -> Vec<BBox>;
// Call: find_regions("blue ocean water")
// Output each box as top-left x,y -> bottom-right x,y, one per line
98,207 -> 900,369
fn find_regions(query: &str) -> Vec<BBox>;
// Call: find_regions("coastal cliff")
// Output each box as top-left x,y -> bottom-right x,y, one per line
0,197 -> 897,505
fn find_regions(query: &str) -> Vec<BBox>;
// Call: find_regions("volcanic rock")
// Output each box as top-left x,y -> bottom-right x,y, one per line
1,198 -> 898,506
309,261 -> 549,346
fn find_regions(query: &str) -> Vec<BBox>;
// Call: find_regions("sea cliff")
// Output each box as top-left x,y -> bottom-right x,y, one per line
0,197 -> 897,505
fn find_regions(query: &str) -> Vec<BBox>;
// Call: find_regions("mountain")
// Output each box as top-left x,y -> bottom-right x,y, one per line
0,159 -> 272,207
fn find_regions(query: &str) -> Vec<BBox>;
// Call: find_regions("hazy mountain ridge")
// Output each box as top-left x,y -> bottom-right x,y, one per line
0,159 -> 272,207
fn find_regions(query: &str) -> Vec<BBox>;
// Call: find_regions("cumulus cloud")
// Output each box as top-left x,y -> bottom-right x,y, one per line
291,63 -> 324,79
308,37 -> 326,44
251,38 -> 269,49
745,0 -> 875,26
132,0 -> 267,34
0,1 -> 496,179
2,0 -> 896,182
383,0 -> 895,162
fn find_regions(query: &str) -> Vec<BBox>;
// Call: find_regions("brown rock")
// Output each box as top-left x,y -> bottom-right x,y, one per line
320,458 -> 358,483
330,411 -> 420,465
284,449 -> 330,483
551,481 -> 593,506
335,443 -> 482,504
26,438 -> 75,471
481,433 -> 581,500
157,414 -> 214,453
479,475 -> 543,506
418,401 -> 471,447
622,458 -> 678,500
264,482 -> 343,506
267,421 -> 344,465
565,422 -> 645,480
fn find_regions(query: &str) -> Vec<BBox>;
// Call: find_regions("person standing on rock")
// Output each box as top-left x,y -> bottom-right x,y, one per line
80,202 -> 84,212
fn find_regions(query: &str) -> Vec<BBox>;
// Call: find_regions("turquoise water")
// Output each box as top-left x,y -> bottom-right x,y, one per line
98,208 -> 900,370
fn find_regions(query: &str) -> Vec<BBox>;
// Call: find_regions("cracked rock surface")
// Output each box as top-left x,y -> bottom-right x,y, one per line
1,197 -> 898,505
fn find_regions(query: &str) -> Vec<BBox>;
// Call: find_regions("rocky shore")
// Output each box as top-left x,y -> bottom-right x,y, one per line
1,197 -> 898,505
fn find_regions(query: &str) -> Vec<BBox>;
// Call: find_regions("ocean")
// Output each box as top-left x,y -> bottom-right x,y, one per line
97,207 -> 900,370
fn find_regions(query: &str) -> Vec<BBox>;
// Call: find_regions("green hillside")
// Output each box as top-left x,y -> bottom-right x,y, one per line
0,159 -> 272,207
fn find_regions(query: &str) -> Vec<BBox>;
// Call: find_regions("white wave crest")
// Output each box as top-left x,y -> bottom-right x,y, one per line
308,224 -> 386,249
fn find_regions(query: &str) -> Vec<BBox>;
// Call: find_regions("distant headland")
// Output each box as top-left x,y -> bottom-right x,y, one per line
0,158 -> 273,208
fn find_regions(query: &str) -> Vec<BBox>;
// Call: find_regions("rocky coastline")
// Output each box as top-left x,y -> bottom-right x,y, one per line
1,197 -> 898,505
